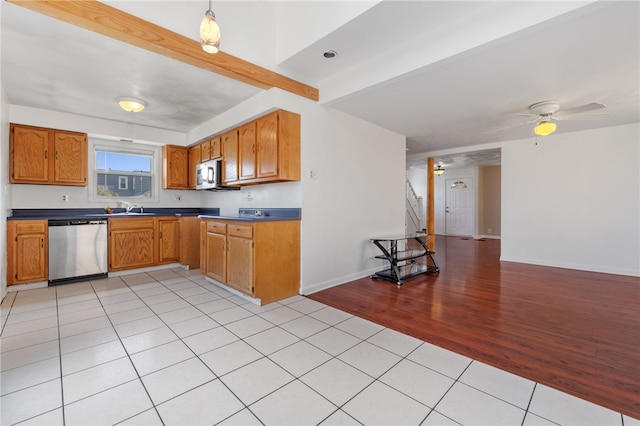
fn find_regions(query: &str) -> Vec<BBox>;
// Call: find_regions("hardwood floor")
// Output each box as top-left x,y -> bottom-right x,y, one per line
308,235 -> 640,419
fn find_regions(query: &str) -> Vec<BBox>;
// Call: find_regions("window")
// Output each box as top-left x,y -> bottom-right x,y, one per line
94,146 -> 154,200
118,176 -> 128,190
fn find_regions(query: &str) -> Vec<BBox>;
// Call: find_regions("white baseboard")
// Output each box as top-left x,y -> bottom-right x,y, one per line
301,266 -> 381,295
500,256 -> 640,277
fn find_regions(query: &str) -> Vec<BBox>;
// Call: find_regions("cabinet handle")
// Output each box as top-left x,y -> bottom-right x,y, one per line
44,150 -> 48,159
41,238 -> 44,248
159,231 -> 162,239
55,151 -> 58,160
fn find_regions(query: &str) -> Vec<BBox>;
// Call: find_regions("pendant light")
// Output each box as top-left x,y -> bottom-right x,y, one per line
200,0 -> 220,54
434,165 -> 445,176
533,119 -> 557,136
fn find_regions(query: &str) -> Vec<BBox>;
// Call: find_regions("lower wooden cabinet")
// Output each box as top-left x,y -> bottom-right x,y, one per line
108,218 -> 156,271
7,220 -> 48,285
201,219 -> 300,305
158,216 -> 179,264
108,216 -> 201,272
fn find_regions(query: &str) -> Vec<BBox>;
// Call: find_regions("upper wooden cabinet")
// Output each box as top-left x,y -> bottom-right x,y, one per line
162,145 -> 189,189
201,136 -> 221,162
10,123 -> 88,186
188,145 -> 201,190
238,121 -> 257,181
221,129 -> 239,184
242,110 -> 300,185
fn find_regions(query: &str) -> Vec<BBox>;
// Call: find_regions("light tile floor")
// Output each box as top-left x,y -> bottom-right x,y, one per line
1,268 -> 637,426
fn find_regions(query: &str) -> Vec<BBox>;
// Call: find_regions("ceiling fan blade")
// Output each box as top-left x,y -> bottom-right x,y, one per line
554,112 -> 609,121
485,117 -> 539,133
557,102 -> 606,117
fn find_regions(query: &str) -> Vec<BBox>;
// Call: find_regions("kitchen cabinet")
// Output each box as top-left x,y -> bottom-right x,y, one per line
7,220 -> 48,285
10,123 -> 88,186
206,221 -> 227,283
199,220 -> 207,273
238,121 -> 257,181
188,145 -> 201,190
221,129 -> 239,184
108,217 -> 156,271
226,224 -> 253,294
233,110 -> 300,185
158,216 -> 180,264
162,145 -> 189,189
178,216 -> 200,269
200,219 -> 300,304
201,136 -> 221,161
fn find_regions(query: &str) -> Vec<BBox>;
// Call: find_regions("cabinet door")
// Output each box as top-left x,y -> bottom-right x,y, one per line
14,233 -> 47,283
10,124 -> 50,183
210,137 -> 221,159
162,145 -> 189,189
200,140 -> 211,162
200,221 -> 207,273
227,235 -> 253,295
206,231 -> 226,282
256,111 -> 279,178
238,121 -> 256,180
109,228 -> 155,270
188,145 -> 201,189
158,218 -> 180,263
221,129 -> 239,184
53,131 -> 88,186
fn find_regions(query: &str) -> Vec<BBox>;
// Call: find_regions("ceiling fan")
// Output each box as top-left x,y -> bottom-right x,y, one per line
504,100 -> 607,136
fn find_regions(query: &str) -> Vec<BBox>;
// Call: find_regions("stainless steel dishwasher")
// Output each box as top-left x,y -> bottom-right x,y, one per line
48,219 -> 108,285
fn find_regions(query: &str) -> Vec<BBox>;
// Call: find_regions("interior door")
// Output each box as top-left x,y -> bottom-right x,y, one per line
445,178 -> 473,236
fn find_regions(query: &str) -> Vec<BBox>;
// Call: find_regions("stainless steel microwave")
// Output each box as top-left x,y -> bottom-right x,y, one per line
196,159 -> 220,190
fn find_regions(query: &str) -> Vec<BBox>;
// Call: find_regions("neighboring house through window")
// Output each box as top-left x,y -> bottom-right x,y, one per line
93,145 -> 155,201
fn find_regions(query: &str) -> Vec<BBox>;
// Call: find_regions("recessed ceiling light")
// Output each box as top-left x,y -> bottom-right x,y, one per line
323,50 -> 337,59
117,97 -> 147,113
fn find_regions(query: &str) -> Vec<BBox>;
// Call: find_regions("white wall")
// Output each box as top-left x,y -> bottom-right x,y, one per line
501,123 -> 640,276
1,75 -> 9,300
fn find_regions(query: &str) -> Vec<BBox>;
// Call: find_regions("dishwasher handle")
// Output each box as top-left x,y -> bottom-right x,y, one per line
49,219 -> 107,226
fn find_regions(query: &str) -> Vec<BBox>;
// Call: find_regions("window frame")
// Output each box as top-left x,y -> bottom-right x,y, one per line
89,139 -> 160,203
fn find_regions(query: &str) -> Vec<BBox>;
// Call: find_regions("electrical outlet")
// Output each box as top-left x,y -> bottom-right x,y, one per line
174,195 -> 181,202
61,195 -> 69,202
309,169 -> 318,180
488,228 -> 492,234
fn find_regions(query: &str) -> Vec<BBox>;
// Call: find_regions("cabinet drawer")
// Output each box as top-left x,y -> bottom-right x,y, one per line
109,217 -> 155,230
15,221 -> 46,234
207,221 -> 227,234
227,224 -> 253,239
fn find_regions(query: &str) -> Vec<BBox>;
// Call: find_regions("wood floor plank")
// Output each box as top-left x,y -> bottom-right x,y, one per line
308,236 -> 640,418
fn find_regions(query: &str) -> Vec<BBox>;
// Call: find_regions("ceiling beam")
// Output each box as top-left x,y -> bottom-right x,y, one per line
7,0 -> 319,101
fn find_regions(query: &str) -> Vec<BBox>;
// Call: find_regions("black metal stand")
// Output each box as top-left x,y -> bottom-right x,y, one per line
370,233 -> 439,285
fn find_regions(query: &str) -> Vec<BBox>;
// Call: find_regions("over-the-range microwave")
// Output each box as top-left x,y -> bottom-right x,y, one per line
195,159 -> 239,191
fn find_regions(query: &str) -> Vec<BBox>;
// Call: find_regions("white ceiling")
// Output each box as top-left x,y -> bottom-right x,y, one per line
2,1 -> 639,170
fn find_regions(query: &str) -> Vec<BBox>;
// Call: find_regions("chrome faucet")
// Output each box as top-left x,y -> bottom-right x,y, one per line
123,202 -> 138,214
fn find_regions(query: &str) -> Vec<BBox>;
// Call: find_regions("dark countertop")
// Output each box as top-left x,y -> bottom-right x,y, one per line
8,207 -> 301,222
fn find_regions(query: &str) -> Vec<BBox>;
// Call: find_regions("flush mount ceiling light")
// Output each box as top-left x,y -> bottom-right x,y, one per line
117,97 -> 147,113
434,165 -> 445,176
200,0 -> 221,54
534,119 -> 557,136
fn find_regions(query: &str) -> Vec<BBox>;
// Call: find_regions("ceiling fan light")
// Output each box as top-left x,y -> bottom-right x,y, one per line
200,9 -> 220,54
117,97 -> 147,113
434,165 -> 445,175
534,120 -> 556,136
